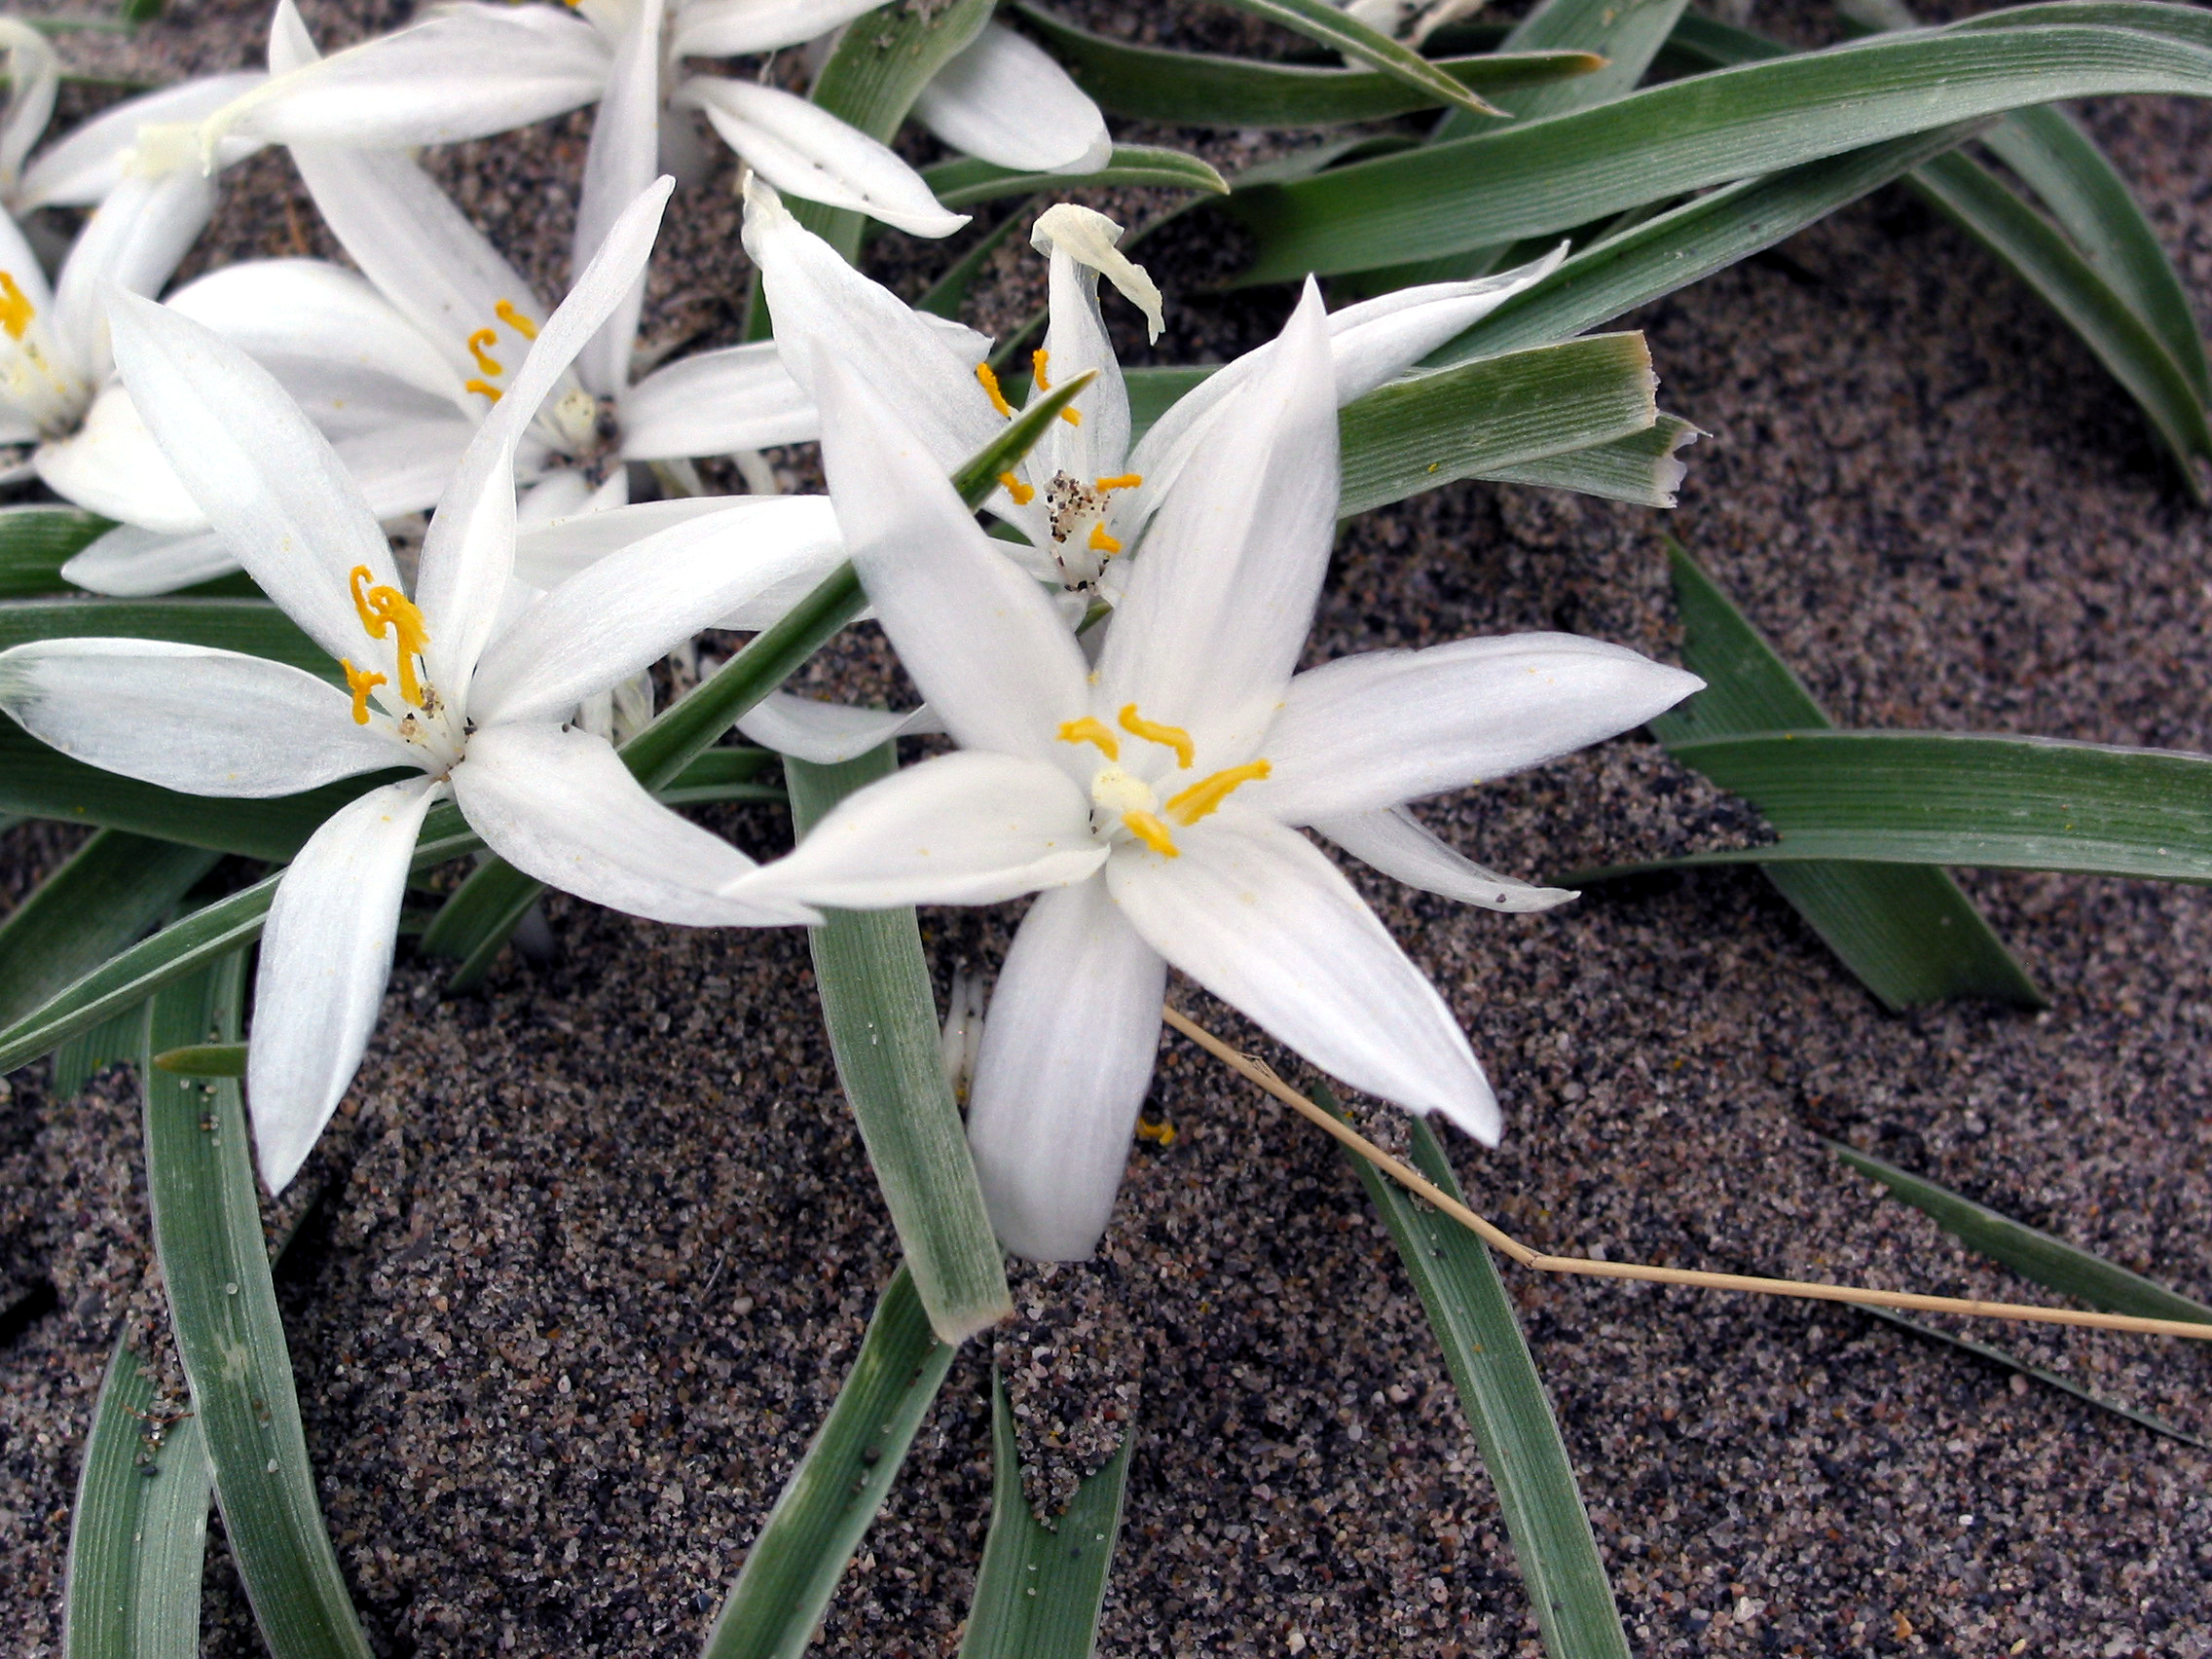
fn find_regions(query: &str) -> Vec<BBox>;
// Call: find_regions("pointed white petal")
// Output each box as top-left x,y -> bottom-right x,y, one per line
734,691 -> 940,765
332,418 -> 476,518
1249,634 -> 1704,823
16,71 -> 265,211
52,168 -> 220,383
414,176 -> 673,704
511,494 -> 740,584
0,20 -> 57,197
516,466 -> 601,528
60,524 -> 240,596
205,4 -> 609,152
911,24 -> 1113,176
1033,202 -> 1161,340
682,76 -> 968,239
33,383 -> 205,534
572,0 -> 662,396
165,258 -> 461,404
814,352 -> 1089,761
248,774 -> 441,1193
1098,283 -> 1337,758
467,493 -> 845,725
0,637 -> 418,793
1321,247 -> 1567,403
731,749 -> 1103,909
1107,810 -> 1498,1141
453,720 -> 815,925
1023,220 -> 1127,491
105,295 -> 402,663
966,876 -> 1164,1260
1312,805 -> 1578,912
618,340 -> 819,458
670,0 -> 887,57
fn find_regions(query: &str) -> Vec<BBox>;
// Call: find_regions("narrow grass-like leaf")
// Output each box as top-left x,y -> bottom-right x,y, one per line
1834,1144 -> 2212,1326
0,598 -> 331,677
959,1371 -> 1132,1659
64,1338 -> 212,1659
923,144 -> 1226,208
1214,0 -> 1503,116
0,830 -> 219,1028
0,506 -> 110,598
702,1264 -> 957,1659
1653,542 -> 2044,1009
787,748 -> 1010,1343
1229,20 -> 2212,279
53,1004 -> 153,1095
1346,1099 -> 1629,1659
1014,4 -> 1596,127
140,954 -> 373,1659
1477,416 -> 1697,506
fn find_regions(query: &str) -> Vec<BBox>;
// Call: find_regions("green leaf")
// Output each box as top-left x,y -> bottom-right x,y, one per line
53,1004 -> 154,1096
787,748 -> 1011,1344
959,1372 -> 1132,1659
139,955 -> 374,1659
1013,4 -> 1597,127
152,1042 -> 247,1078
1833,1143 -> 2212,1326
1652,541 -> 2044,1010
64,1339 -> 212,1659
0,506 -> 111,598
922,144 -> 1227,209
702,1264 -> 957,1659
1228,18 -> 2212,280
0,597 -> 333,678
1477,416 -> 1697,506
1348,1103 -> 1630,1659
0,830 -> 219,1029
1213,0 -> 1504,116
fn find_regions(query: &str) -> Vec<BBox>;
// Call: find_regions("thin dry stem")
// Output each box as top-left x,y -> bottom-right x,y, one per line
1161,1005 -> 2212,1343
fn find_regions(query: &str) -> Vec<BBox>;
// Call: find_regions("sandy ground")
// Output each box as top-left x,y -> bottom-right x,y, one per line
5,0 -> 2212,1654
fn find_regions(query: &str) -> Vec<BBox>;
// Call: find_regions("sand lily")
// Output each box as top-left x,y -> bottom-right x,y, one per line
0,181 -> 826,1192
723,289 -> 1704,1259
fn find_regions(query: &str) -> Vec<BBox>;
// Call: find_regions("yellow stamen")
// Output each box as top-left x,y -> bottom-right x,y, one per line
1165,759 -> 1272,826
340,658 -> 387,724
1118,704 -> 1194,770
1031,348 -> 1051,391
467,327 -> 503,377
1094,473 -> 1142,493
1060,407 -> 1083,426
494,298 -> 538,340
0,272 -> 32,340
464,378 -> 502,403
975,361 -> 1014,419
1088,523 -> 1121,556
1124,810 -> 1179,858
349,565 -> 431,707
999,470 -> 1035,506
1056,716 -> 1119,759
1134,1116 -> 1178,1146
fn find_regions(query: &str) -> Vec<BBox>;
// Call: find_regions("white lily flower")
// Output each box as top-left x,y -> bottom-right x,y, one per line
903,22 -> 1112,177
0,179 -> 827,1193
722,288 -> 1704,1259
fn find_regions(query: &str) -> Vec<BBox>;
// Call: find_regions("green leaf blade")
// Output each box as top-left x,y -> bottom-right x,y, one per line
0,506 -> 112,597
923,144 -> 1226,209
0,830 -> 219,1029
1214,0 -> 1504,116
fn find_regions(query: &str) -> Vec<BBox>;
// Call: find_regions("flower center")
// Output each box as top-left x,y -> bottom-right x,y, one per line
1056,703 -> 1271,859
1040,471 -> 1141,590
0,268 -> 88,436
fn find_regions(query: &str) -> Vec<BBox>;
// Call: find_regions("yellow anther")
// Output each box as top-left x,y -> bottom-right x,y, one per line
976,361 -> 1014,419
1088,523 -> 1121,556
1031,348 -> 1051,391
1134,1116 -> 1178,1146
999,470 -> 1035,506
1124,810 -> 1179,858
340,658 -> 387,725
1118,705 -> 1194,770
1094,473 -> 1142,493
1165,758 -> 1271,826
1056,716 -> 1119,759
464,378 -> 502,404
1060,406 -> 1083,426
0,271 -> 32,341
494,298 -> 538,340
467,327 -> 503,377
348,566 -> 431,707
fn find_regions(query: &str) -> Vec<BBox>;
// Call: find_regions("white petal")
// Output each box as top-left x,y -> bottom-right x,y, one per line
105,295 -> 402,664
572,0 -> 662,396
204,3 -> 609,151
729,749 -> 1103,909
814,352 -> 1090,762
1097,284 -> 1338,760
165,258 -> 461,405
60,524 -> 240,596
1107,810 -> 1498,1140
966,877 -> 1165,1260
248,774 -> 442,1193
511,494 -> 737,584
333,418 -> 476,518
16,71 -> 264,211
0,19 -> 57,197
1320,247 -> 1567,404
33,382 -> 205,534
618,341 -> 819,459
452,720 -> 814,925
910,24 -> 1113,176
467,493 -> 846,725
682,76 -> 968,239
734,691 -> 940,764
52,168 -> 219,383
1249,634 -> 1705,824
1022,216 -> 1129,490
1311,806 -> 1578,912
670,0 -> 887,57
0,637 -> 417,793
415,176 -> 673,705
1033,202 -> 1161,341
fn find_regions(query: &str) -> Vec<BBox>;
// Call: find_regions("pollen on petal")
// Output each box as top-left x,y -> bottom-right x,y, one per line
464,379 -> 502,403
495,298 -> 539,340
1165,758 -> 1270,826
1124,810 -> 1179,858
1056,715 -> 1119,758
1117,704 -> 1194,770
998,470 -> 1035,506
975,361 -> 1014,419
466,327 -> 503,378
1031,348 -> 1051,391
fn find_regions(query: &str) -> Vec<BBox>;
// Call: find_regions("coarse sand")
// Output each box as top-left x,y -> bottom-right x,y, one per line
5,0 -> 2212,1653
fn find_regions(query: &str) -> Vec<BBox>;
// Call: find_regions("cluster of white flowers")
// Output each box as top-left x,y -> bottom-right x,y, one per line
0,0 -> 1699,1261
